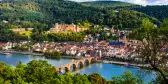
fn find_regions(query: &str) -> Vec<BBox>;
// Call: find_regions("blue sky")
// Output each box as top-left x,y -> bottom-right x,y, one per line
70,0 -> 168,5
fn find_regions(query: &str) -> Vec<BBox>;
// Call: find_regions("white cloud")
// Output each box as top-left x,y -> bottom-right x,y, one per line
70,0 -> 168,5
122,0 -> 168,5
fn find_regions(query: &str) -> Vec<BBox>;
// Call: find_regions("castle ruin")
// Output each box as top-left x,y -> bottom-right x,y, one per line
49,23 -> 88,33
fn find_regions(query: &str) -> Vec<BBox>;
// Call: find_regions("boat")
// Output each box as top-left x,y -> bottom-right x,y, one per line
0,52 -> 11,55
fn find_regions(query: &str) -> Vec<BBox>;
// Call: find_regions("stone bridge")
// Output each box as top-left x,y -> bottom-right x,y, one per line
56,57 -> 97,72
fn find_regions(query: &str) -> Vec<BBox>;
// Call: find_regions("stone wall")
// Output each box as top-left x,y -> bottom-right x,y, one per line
11,28 -> 33,32
50,23 -> 88,33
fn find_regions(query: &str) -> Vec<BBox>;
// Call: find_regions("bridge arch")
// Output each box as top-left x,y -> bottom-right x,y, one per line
70,63 -> 77,71
77,61 -> 84,68
90,57 -> 95,63
65,67 -> 69,72
86,57 -> 95,64
84,59 -> 90,66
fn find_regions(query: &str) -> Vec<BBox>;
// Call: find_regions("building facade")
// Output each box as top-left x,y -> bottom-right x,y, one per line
49,23 -> 88,33
11,28 -> 33,32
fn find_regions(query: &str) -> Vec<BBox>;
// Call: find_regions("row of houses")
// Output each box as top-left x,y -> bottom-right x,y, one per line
0,41 -> 31,50
0,42 -> 12,50
32,40 -> 134,58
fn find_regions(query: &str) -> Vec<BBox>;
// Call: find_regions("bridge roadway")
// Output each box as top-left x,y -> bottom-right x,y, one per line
56,57 -> 97,72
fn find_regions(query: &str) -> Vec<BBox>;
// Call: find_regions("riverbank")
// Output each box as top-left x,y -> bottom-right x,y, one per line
0,51 -> 43,56
96,60 -> 151,68
0,50 -> 83,59
0,51 -> 152,69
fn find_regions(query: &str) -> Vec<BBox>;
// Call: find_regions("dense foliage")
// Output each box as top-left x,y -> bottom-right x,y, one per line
40,32 -> 85,42
0,0 -> 101,27
81,1 -> 135,8
0,60 -> 145,84
130,5 -> 168,21
116,5 -> 168,21
128,18 -> 168,83
0,23 -> 28,42
0,0 -> 158,29
44,50 -> 61,58
82,1 -> 168,21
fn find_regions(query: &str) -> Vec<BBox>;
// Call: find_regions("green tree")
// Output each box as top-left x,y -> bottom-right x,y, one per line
44,50 -> 61,58
111,71 -> 144,84
25,60 -> 56,83
150,72 -> 168,84
88,73 -> 106,84
130,18 -> 168,83
64,73 -> 73,84
0,62 -> 6,76
73,74 -> 91,84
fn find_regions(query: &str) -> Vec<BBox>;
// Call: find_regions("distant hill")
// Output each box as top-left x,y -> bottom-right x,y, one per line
81,1 -> 136,8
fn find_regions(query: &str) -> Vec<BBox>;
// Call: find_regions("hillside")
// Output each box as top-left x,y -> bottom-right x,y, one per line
0,0 -> 43,21
130,5 -> 168,21
81,1 -> 168,21
0,0 -> 158,29
0,0 -> 102,25
81,1 -> 136,8
113,5 -> 168,21
0,0 -> 160,42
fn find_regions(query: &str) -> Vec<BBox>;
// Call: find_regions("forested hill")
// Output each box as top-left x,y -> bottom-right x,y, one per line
0,0 -> 102,25
81,1 -> 136,8
81,1 -> 168,21
0,0 -> 158,29
129,5 -> 168,21
113,5 -> 168,21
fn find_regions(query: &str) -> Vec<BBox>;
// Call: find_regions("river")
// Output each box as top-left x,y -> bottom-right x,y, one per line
0,53 -> 156,83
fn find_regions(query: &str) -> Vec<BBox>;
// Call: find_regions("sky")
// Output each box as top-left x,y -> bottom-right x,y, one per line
70,0 -> 168,5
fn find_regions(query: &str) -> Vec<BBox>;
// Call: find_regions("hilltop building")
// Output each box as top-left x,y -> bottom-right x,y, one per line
49,23 -> 88,33
11,28 -> 33,32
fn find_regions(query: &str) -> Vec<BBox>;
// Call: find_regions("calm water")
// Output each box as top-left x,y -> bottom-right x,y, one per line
73,63 -> 156,83
0,54 -> 156,82
0,54 -> 73,66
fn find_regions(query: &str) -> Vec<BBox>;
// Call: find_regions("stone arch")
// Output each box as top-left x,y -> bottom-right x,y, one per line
77,61 -> 84,68
58,68 -> 62,72
64,67 -> 69,72
90,57 -> 95,64
84,59 -> 90,66
70,63 -> 77,71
